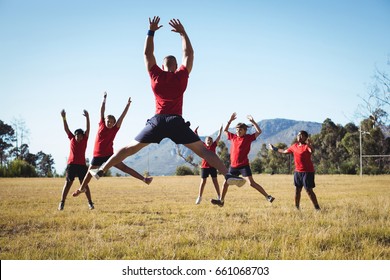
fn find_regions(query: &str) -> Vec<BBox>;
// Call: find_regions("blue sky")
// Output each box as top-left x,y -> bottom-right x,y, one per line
1,0 -> 389,173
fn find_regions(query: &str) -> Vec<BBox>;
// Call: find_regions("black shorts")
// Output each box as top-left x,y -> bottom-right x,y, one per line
90,156 -> 112,167
66,164 -> 88,183
135,114 -> 200,144
294,172 -> 315,189
200,167 -> 218,179
228,165 -> 252,177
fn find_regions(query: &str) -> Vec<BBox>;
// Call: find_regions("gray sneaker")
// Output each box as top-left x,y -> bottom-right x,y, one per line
267,195 -> 275,203
88,202 -> 95,210
58,201 -> 65,211
225,174 -> 246,187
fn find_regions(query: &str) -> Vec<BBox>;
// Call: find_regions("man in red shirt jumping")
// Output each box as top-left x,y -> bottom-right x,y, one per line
211,113 -> 275,207
269,130 -> 321,210
58,109 -> 93,210
89,16 -> 244,188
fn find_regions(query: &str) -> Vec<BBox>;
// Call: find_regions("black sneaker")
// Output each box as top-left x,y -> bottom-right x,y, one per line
58,201 -> 65,211
211,199 -> 224,207
267,195 -> 275,203
225,173 -> 246,187
88,202 -> 95,210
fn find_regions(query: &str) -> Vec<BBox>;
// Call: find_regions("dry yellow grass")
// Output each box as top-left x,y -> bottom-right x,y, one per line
0,175 -> 389,260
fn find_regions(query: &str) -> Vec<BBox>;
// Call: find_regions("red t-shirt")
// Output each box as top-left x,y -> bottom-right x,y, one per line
67,132 -> 88,165
227,131 -> 256,168
149,64 -> 189,115
201,141 -> 217,168
93,119 -> 120,157
286,143 -> 315,172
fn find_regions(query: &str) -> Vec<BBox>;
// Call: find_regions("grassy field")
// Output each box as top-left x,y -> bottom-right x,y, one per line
0,175 -> 389,260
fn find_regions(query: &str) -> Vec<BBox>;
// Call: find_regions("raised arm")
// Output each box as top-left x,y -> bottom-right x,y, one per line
61,109 -> 71,136
169,19 -> 194,74
144,16 -> 162,71
83,110 -> 90,138
100,92 -> 107,121
224,112 -> 237,135
115,97 -> 132,128
247,115 -> 262,138
306,137 -> 315,153
214,125 -> 223,143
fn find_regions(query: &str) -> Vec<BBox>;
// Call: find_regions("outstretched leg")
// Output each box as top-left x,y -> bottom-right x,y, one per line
101,141 -> 149,173
115,162 -> 153,184
185,141 -> 245,187
246,176 -> 274,203
73,165 -> 98,196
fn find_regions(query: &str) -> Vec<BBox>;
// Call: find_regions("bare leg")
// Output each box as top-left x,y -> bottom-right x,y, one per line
184,141 -> 228,175
306,188 -> 320,210
73,165 -> 98,196
114,162 -> 152,184
295,187 -> 302,209
211,176 -> 221,198
60,181 -> 73,202
246,176 -> 269,197
101,140 -> 149,172
220,180 -> 229,201
198,178 -> 207,197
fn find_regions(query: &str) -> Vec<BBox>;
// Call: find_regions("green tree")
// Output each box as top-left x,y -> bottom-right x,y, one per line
311,118 -> 349,174
175,165 -> 194,176
0,120 -> 15,166
265,142 -> 291,174
217,140 -> 230,169
35,151 -> 55,177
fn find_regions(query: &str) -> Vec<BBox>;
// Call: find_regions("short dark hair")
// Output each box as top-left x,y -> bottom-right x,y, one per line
74,129 -> 84,135
236,123 -> 249,130
298,130 -> 308,137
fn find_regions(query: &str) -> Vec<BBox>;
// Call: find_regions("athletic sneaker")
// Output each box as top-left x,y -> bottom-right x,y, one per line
211,199 -> 224,207
225,173 -> 246,187
195,196 -> 202,204
90,168 -> 104,180
58,201 -> 65,211
88,202 -> 95,210
267,195 -> 275,203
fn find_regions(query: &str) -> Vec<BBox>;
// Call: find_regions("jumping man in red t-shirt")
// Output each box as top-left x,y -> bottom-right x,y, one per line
194,125 -> 223,204
88,16 -> 245,188
211,113 -> 275,207
269,130 -> 320,210
58,109 -> 93,210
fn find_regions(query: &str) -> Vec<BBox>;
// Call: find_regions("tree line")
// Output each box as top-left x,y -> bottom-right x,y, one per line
176,117 -> 390,176
0,120 -> 55,177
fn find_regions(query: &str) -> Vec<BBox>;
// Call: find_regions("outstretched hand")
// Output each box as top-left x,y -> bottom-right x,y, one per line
247,115 -> 255,122
149,16 -> 163,31
229,112 -> 237,123
169,18 -> 185,34
83,110 -> 89,117
61,109 -> 66,118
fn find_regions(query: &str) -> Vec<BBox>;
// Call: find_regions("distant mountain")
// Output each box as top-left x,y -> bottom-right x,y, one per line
116,118 -> 322,176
